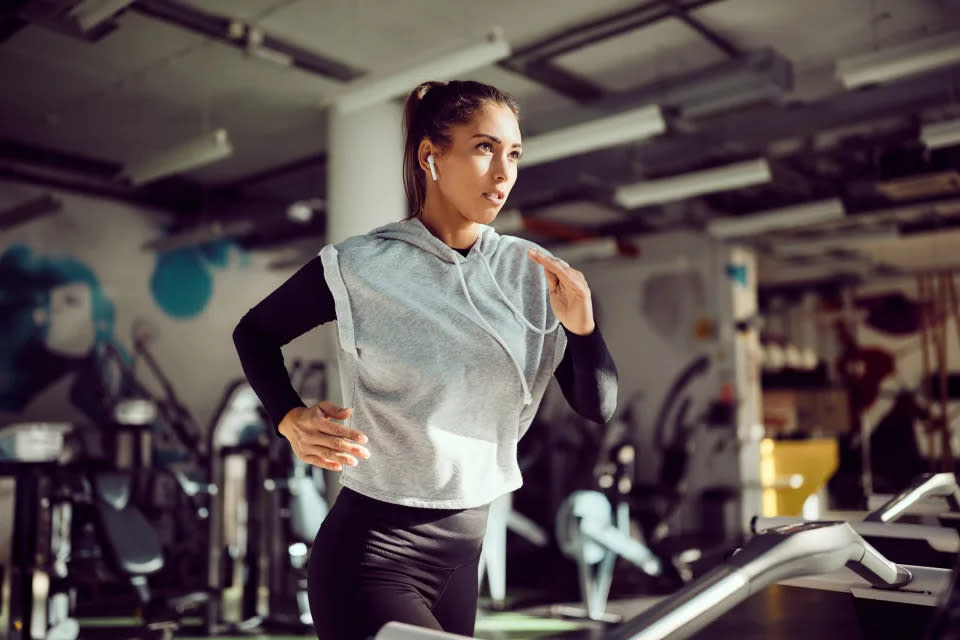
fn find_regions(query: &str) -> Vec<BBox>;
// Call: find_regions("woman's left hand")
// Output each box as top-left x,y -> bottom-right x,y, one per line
527,247 -> 595,335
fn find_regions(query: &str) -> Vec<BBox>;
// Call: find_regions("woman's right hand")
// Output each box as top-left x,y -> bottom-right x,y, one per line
278,401 -> 370,471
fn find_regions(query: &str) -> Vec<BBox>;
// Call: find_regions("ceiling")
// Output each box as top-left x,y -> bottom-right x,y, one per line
2,0 -> 960,287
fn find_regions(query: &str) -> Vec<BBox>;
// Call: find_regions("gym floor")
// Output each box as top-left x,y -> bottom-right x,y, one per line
79,585 -> 889,639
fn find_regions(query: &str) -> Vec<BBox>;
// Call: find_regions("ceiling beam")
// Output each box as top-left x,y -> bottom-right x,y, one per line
500,0 -> 728,101
132,0 -> 363,81
505,0 -> 727,64
666,0 -> 741,58
0,194 -> 62,231
219,152 -> 327,194
0,139 -> 119,177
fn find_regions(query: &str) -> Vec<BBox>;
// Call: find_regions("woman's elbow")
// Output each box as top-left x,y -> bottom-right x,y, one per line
232,318 -> 245,347
232,314 -> 255,351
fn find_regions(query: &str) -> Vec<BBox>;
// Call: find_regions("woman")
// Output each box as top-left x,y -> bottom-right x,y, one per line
233,80 -> 619,639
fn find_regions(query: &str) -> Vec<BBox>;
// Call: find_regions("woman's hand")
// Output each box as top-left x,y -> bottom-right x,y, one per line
278,401 -> 370,471
527,247 -> 595,335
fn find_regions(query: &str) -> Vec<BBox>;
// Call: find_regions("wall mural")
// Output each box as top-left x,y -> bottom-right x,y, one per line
0,244 -> 116,418
1,237 -> 247,463
151,239 -> 240,318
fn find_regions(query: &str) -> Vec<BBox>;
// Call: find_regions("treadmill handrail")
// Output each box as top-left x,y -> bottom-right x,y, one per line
605,522 -> 911,640
375,523 -> 916,640
866,473 -> 960,523
780,563 -> 951,606
753,516 -> 960,553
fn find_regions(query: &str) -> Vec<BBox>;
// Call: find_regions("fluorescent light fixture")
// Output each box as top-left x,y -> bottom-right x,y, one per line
0,195 -> 62,230
119,129 -> 233,186
921,118 -> 960,150
836,30 -> 960,89
68,0 -> 135,32
550,238 -> 620,264
773,227 -> 900,257
520,105 -> 665,167
614,158 -> 771,209
708,198 -> 846,239
328,28 -> 510,114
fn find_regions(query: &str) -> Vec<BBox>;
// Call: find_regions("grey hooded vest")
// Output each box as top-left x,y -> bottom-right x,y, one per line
319,216 -> 567,508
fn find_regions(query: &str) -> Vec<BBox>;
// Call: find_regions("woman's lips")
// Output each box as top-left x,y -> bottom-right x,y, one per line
483,192 -> 504,204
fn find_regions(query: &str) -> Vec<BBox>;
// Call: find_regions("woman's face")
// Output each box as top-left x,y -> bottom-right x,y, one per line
432,102 -> 522,225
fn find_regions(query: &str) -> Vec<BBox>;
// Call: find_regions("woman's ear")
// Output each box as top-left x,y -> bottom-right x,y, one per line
418,140 -> 436,180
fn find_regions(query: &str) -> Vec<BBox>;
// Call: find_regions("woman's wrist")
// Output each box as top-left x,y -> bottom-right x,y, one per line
279,405 -> 305,438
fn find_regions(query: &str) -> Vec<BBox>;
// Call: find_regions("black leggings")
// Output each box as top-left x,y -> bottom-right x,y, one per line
307,487 -> 490,640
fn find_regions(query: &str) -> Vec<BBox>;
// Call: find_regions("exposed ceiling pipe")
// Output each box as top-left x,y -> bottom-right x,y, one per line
510,66 -> 959,214
132,0 -> 361,81
15,0 -> 132,41
500,0 -> 731,100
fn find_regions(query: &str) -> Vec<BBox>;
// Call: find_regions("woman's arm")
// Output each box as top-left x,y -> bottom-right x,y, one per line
553,327 -> 619,424
525,247 -> 618,424
233,256 -> 335,434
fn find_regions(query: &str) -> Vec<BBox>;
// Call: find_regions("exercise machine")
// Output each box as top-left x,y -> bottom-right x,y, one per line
0,420 -> 186,640
204,380 -> 271,633
477,491 -> 550,611
866,472 -> 960,523
0,422 -> 78,640
554,489 -> 662,622
205,361 -> 331,633
373,521 -> 939,640
551,440 -> 663,622
754,472 -> 960,568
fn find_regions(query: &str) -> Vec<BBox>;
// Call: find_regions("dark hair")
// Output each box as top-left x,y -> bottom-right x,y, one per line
402,80 -> 520,219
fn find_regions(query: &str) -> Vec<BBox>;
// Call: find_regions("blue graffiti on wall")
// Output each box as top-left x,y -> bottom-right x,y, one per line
0,244 -> 197,464
151,239 -> 243,318
0,245 -> 116,414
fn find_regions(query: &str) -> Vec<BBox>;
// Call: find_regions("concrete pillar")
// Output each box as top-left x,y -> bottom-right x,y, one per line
322,100 -> 405,503
326,100 -> 406,243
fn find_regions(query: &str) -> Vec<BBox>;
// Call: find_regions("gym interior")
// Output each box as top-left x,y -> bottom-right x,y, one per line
2,1 -> 960,639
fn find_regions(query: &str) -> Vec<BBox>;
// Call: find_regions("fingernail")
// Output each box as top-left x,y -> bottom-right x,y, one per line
358,434 -> 368,444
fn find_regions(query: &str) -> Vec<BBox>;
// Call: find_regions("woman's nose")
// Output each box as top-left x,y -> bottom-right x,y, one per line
493,156 -> 509,181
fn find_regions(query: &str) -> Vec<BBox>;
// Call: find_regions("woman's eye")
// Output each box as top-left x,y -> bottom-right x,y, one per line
477,142 -> 493,152
511,151 -> 522,161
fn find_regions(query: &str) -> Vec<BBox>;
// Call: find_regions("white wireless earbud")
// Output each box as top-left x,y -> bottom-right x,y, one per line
427,154 -> 438,181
